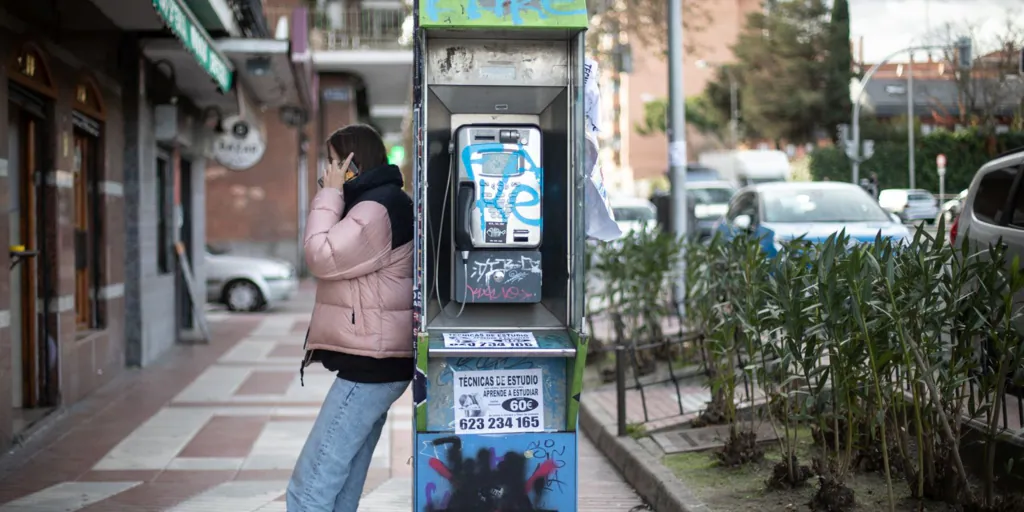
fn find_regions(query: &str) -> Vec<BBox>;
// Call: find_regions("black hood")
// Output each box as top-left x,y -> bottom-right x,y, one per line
343,163 -> 404,200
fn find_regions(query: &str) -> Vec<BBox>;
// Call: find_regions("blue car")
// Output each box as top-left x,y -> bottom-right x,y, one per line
713,181 -> 910,257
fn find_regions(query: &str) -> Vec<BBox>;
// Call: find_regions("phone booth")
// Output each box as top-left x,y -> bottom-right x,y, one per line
409,0 -> 590,509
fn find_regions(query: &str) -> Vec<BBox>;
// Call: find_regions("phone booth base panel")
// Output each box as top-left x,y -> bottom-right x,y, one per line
415,432 -> 578,512
424,356 -> 568,431
453,250 -> 543,304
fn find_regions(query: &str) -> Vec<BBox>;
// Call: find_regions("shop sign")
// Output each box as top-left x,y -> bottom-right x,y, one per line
213,116 -> 266,171
152,0 -> 234,93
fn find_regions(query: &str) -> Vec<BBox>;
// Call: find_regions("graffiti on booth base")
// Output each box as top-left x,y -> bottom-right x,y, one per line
422,0 -> 588,27
470,255 -> 541,287
421,435 -> 570,511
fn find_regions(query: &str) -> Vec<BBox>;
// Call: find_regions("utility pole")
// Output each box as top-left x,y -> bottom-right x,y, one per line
668,0 -> 687,314
907,53 -> 916,189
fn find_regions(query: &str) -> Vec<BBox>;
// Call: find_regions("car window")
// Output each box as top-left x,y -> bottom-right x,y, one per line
688,187 -> 735,205
973,167 -> 1018,225
1008,174 -> 1024,229
908,193 -> 932,202
612,205 -> 656,222
761,187 -> 892,223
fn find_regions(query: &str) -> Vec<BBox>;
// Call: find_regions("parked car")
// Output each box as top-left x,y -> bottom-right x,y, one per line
205,246 -> 298,312
609,196 -> 659,235
714,182 -> 910,258
687,181 -> 736,240
937,189 -> 968,225
878,188 -> 940,223
951,149 -> 1024,269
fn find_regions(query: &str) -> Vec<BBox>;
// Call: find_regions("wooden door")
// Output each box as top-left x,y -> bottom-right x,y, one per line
73,132 -> 92,328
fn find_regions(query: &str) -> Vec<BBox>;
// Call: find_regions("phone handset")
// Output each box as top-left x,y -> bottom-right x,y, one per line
455,182 -> 475,250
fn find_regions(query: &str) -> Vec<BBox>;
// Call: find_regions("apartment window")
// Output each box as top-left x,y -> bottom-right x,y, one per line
72,112 -> 103,329
156,154 -> 172,274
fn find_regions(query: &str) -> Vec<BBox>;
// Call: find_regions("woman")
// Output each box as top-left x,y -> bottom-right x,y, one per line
287,124 -> 414,512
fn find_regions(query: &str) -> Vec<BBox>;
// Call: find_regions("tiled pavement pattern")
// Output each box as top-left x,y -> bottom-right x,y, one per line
0,292 -> 647,511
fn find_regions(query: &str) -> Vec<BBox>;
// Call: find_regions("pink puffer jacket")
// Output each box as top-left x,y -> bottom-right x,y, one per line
302,164 -> 414,360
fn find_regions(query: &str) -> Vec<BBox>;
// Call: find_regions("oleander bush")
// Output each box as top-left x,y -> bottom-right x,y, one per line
682,224 -> 1024,511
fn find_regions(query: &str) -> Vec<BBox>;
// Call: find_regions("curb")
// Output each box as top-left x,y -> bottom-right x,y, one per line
579,396 -> 712,512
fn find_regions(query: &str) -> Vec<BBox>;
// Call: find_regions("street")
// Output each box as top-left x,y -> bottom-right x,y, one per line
0,287 -> 647,511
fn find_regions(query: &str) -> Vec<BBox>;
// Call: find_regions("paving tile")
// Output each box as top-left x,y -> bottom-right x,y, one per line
0,298 -> 648,511
236,371 -> 297,396
177,416 -> 267,459
0,482 -> 142,512
164,481 -> 286,512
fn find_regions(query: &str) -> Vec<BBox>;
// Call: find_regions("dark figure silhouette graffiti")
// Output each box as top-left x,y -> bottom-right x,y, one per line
424,436 -> 559,512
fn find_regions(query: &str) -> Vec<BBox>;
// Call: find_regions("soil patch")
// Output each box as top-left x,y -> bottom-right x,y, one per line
662,426 -> 958,512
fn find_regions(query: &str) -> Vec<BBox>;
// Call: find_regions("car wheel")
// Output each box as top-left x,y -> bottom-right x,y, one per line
223,280 -> 264,312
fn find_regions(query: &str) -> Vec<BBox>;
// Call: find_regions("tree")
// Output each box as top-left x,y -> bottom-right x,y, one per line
635,96 -> 725,137
586,0 -> 712,62
926,18 -> 1024,132
822,0 -> 853,142
702,0 -> 832,144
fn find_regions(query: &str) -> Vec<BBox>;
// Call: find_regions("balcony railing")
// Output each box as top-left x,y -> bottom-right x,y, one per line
290,6 -> 410,52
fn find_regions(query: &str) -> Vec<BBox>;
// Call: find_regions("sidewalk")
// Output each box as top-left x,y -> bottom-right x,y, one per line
0,289 -> 648,511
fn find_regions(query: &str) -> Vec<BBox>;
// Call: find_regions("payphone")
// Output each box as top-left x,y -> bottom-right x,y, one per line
450,124 -> 544,304
411,4 -> 590,509
454,124 -> 543,249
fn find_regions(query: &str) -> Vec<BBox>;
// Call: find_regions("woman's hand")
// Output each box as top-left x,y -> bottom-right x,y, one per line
323,152 -> 354,190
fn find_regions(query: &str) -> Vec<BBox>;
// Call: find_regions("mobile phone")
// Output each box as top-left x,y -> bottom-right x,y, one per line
318,154 -> 358,188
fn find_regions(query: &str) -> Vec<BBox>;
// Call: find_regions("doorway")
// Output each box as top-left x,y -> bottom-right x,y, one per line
176,158 -> 194,332
7,84 -> 54,431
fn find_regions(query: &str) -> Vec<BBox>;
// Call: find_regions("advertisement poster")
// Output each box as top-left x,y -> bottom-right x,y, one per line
443,332 -> 538,349
453,369 -> 544,434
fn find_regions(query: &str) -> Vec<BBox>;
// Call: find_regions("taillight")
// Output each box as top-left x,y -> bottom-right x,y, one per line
950,214 -> 960,245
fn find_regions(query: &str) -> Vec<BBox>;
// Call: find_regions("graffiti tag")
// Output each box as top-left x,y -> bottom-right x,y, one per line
469,255 -> 541,286
423,436 -> 563,511
460,142 -> 542,231
424,0 -> 587,26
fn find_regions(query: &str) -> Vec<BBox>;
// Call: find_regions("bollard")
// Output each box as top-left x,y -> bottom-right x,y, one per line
616,345 -> 627,437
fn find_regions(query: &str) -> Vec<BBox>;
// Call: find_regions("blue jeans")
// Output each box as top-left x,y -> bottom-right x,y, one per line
287,377 -> 410,512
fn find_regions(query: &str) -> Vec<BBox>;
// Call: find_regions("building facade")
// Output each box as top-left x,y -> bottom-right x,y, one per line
596,0 -> 762,195
0,0 -> 312,451
205,0 -> 410,273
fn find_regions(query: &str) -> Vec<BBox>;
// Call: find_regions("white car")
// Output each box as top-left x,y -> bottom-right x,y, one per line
878,188 -> 940,224
205,247 -> 299,312
609,196 -> 659,235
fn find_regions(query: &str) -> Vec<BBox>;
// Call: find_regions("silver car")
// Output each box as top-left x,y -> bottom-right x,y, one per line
953,150 -> 1024,255
879,188 -> 940,224
205,247 -> 299,312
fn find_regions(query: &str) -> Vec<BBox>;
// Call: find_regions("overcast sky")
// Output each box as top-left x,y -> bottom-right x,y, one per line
850,0 -> 1021,62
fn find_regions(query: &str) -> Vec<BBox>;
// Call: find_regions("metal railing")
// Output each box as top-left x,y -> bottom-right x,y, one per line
306,7 -> 409,51
593,302 -> 1024,438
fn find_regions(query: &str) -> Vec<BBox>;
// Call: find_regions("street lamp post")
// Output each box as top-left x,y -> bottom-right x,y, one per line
850,40 -> 970,185
696,60 -> 738,148
852,45 -> 937,184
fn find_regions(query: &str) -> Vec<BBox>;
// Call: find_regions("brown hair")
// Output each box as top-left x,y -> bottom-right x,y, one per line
326,124 -> 388,172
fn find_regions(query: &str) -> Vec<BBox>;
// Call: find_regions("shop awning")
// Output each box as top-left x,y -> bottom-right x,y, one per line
151,0 -> 235,93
